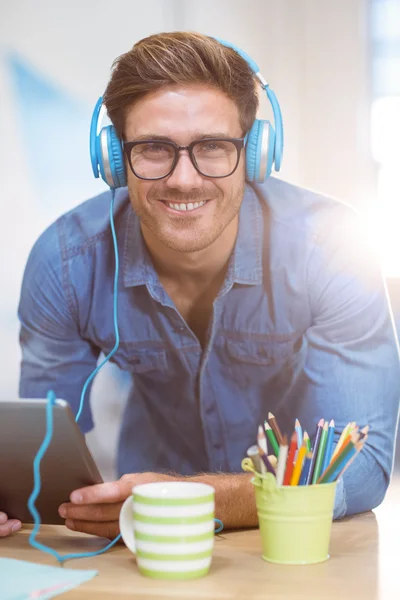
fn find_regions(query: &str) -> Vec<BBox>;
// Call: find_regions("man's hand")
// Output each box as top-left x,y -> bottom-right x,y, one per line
0,512 -> 21,537
58,472 -> 177,540
59,470 -> 259,540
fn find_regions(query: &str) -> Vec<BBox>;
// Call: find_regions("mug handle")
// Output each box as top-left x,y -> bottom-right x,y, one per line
119,496 -> 136,553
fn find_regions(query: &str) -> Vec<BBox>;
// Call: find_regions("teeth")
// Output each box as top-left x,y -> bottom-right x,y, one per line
166,200 -> 207,212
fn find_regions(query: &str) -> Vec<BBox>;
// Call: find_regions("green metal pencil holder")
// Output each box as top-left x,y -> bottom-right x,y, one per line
243,460 -> 337,565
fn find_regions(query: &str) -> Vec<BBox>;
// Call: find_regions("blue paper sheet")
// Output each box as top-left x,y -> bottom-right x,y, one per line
0,558 -> 98,600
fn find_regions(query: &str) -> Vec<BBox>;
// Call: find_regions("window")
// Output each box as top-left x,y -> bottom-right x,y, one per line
369,0 -> 400,276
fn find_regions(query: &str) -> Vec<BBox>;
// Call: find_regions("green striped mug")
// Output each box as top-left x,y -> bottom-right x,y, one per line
119,481 -> 215,579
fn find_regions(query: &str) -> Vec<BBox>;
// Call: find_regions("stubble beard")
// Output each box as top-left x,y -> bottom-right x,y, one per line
127,180 -> 245,254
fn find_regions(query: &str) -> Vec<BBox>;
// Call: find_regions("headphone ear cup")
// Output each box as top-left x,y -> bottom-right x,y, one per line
245,120 -> 262,182
107,126 -> 126,188
98,125 -> 126,189
246,119 -> 276,183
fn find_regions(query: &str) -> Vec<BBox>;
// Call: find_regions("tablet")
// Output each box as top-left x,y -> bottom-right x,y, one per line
0,398 -> 103,524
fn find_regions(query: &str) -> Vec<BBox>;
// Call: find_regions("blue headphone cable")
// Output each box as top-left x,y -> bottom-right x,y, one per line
27,190 -> 122,564
27,189 -> 224,564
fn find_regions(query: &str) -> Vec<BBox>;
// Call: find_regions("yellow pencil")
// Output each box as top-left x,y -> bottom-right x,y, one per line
332,421 -> 355,460
290,443 -> 307,486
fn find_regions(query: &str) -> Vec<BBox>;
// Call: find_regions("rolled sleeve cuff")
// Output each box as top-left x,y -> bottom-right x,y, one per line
333,477 -> 347,519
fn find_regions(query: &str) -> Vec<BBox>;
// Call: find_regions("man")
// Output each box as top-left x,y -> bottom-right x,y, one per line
1,32 -> 399,540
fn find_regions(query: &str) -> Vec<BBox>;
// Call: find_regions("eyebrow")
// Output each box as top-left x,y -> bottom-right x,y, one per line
126,132 -> 238,143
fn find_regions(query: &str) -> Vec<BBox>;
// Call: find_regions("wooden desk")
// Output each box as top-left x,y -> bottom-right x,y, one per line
2,478 -> 399,600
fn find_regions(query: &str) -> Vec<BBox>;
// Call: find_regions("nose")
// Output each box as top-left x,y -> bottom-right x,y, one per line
165,150 -> 204,190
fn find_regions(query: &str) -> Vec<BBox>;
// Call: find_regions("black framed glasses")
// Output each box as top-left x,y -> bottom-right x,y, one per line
123,137 -> 245,180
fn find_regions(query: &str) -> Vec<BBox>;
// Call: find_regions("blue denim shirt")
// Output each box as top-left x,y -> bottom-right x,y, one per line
18,177 -> 400,519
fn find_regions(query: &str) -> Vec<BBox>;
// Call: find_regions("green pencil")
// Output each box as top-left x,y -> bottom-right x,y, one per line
264,421 -> 280,456
312,421 -> 328,483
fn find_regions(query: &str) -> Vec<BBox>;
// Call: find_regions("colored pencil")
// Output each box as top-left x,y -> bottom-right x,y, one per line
318,431 -> 360,483
268,412 -> 284,446
257,425 -> 268,454
332,421 -> 355,460
299,452 -> 313,485
295,418 -> 303,450
319,443 -> 360,483
275,434 -> 288,486
305,418 -> 324,485
321,419 -> 335,474
283,432 -> 298,485
290,443 -> 307,485
246,445 -> 263,473
244,417 -> 368,488
264,421 -> 280,456
336,436 -> 367,479
336,425 -> 359,457
357,425 -> 369,441
257,425 -> 268,473
312,421 -> 329,483
258,447 -> 276,475
331,422 -> 350,460
303,431 -> 311,453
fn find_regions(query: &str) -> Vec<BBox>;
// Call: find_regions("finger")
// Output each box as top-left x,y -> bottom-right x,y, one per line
59,502 -> 123,523
0,512 -> 8,524
69,472 -> 155,505
0,520 -> 21,537
65,518 -> 120,541
70,480 -> 132,505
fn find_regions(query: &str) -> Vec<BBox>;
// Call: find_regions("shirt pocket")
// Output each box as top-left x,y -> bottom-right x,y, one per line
220,335 -> 302,388
225,337 -> 298,365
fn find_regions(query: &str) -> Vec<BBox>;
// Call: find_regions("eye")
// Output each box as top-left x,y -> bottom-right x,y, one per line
141,142 -> 169,154
199,141 -> 224,152
195,140 -> 235,157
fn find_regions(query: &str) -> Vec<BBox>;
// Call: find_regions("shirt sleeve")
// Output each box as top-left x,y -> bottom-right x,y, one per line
18,221 -> 100,432
296,206 -> 400,519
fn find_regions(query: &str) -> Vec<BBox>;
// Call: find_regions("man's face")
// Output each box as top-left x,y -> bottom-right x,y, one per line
124,84 -> 246,253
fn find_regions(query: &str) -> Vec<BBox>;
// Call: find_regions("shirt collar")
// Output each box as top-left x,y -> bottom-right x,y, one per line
122,194 -> 155,288
122,183 -> 263,288
229,183 -> 263,285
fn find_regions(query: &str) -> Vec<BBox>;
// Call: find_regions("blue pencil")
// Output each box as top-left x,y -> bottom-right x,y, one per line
320,445 -> 358,483
305,418 -> 324,484
295,418 -> 302,450
321,419 -> 335,474
299,453 -> 313,485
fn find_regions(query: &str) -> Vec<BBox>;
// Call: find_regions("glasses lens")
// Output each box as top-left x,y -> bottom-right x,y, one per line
192,140 -> 239,177
129,142 -> 175,179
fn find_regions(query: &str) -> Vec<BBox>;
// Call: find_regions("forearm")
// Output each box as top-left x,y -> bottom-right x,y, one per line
190,472 -> 258,529
338,451 -> 390,518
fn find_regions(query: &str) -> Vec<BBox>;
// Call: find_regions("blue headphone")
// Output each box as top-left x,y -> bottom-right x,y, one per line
90,38 -> 284,189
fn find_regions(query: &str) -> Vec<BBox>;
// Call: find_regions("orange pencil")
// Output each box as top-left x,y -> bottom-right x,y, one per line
290,443 -> 307,486
336,438 -> 367,479
335,425 -> 359,457
283,432 -> 297,485
332,421 -> 356,460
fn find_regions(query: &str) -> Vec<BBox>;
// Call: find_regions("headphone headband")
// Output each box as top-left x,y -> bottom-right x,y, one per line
213,37 -> 284,173
90,36 -> 284,188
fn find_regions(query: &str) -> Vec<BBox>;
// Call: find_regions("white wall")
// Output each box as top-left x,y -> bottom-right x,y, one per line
0,0 -> 180,480
0,0 -> 372,479
173,0 -> 306,183
177,0 -> 375,208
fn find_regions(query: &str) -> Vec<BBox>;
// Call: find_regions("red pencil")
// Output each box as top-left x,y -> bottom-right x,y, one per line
283,432 -> 298,485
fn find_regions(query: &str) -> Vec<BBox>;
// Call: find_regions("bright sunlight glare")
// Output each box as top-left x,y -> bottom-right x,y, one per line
368,96 -> 400,277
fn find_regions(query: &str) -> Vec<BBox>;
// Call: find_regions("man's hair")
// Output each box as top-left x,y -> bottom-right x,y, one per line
103,31 -> 259,138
